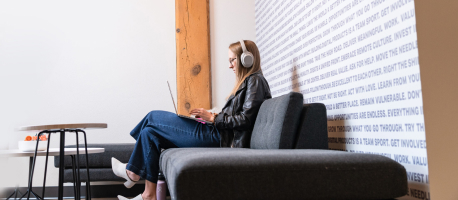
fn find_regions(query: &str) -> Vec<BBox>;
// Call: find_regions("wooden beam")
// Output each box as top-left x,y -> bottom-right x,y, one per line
175,0 -> 211,115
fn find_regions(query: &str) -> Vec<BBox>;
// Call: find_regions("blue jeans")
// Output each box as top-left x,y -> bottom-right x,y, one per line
126,110 -> 220,183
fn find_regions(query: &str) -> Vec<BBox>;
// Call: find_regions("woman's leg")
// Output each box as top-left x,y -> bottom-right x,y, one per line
142,180 -> 156,200
127,170 -> 140,182
126,110 -> 220,198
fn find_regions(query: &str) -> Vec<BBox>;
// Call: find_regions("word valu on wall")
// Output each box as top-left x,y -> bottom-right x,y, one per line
255,0 -> 428,199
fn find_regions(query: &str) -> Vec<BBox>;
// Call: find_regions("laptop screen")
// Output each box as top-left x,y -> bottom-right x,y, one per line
167,81 -> 178,115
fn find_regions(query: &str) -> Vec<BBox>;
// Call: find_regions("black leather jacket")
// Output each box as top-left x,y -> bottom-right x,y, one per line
214,71 -> 272,148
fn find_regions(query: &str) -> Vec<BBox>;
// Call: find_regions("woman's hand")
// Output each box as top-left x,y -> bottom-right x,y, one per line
189,108 -> 215,122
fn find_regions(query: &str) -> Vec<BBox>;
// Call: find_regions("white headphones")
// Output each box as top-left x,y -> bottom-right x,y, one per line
239,40 -> 254,68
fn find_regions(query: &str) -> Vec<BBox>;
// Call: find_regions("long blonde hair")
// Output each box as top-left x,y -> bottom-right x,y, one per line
228,40 -> 262,97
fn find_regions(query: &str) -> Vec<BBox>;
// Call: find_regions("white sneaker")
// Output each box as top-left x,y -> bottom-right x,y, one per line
112,157 -> 137,188
118,194 -> 143,200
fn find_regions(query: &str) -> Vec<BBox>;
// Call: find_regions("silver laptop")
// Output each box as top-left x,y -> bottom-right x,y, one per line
167,81 -> 213,125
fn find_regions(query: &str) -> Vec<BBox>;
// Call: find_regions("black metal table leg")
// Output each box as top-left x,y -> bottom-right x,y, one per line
74,130 -> 81,200
24,131 -> 47,200
41,133 -> 51,199
6,187 -> 23,200
71,155 -> 79,200
58,130 -> 65,200
19,156 -> 43,200
16,189 -> 23,199
75,129 -> 91,200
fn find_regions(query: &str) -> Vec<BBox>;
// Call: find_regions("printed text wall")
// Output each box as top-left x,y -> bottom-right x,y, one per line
255,0 -> 428,199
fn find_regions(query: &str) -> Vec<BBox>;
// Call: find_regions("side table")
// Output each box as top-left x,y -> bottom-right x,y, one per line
19,123 -> 107,200
0,148 -> 104,200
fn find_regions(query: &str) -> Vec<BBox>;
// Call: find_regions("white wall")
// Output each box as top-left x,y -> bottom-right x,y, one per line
0,0 -> 176,187
0,0 -> 257,190
210,0 -> 257,110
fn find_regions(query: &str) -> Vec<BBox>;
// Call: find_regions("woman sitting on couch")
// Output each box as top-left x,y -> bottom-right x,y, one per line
112,40 -> 271,200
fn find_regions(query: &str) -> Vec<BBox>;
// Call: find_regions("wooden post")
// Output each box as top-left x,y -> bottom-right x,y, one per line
175,0 -> 211,115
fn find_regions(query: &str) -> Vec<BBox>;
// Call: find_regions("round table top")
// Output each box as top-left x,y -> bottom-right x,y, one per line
19,123 -> 107,131
0,148 -> 105,157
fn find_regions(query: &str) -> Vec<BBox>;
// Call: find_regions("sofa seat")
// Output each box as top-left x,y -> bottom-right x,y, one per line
160,148 -> 407,200
54,143 -> 134,182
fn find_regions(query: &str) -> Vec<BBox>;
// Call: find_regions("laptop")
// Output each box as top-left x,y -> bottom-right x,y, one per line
167,81 -> 214,125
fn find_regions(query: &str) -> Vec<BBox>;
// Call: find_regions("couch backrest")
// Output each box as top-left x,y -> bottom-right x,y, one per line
294,103 -> 328,149
250,92 -> 303,149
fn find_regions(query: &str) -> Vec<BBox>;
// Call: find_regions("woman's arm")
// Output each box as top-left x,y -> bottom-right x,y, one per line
214,75 -> 269,130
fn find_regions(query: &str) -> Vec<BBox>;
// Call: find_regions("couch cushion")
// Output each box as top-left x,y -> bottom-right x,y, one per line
250,92 -> 303,149
295,103 -> 329,149
54,143 -> 134,169
160,148 -> 407,200
62,168 -> 125,182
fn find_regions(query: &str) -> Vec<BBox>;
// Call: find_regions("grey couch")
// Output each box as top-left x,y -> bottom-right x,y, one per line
55,92 -> 407,199
159,92 -> 407,200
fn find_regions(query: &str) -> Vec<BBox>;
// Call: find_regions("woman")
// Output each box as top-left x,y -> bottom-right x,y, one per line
113,40 -> 271,200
